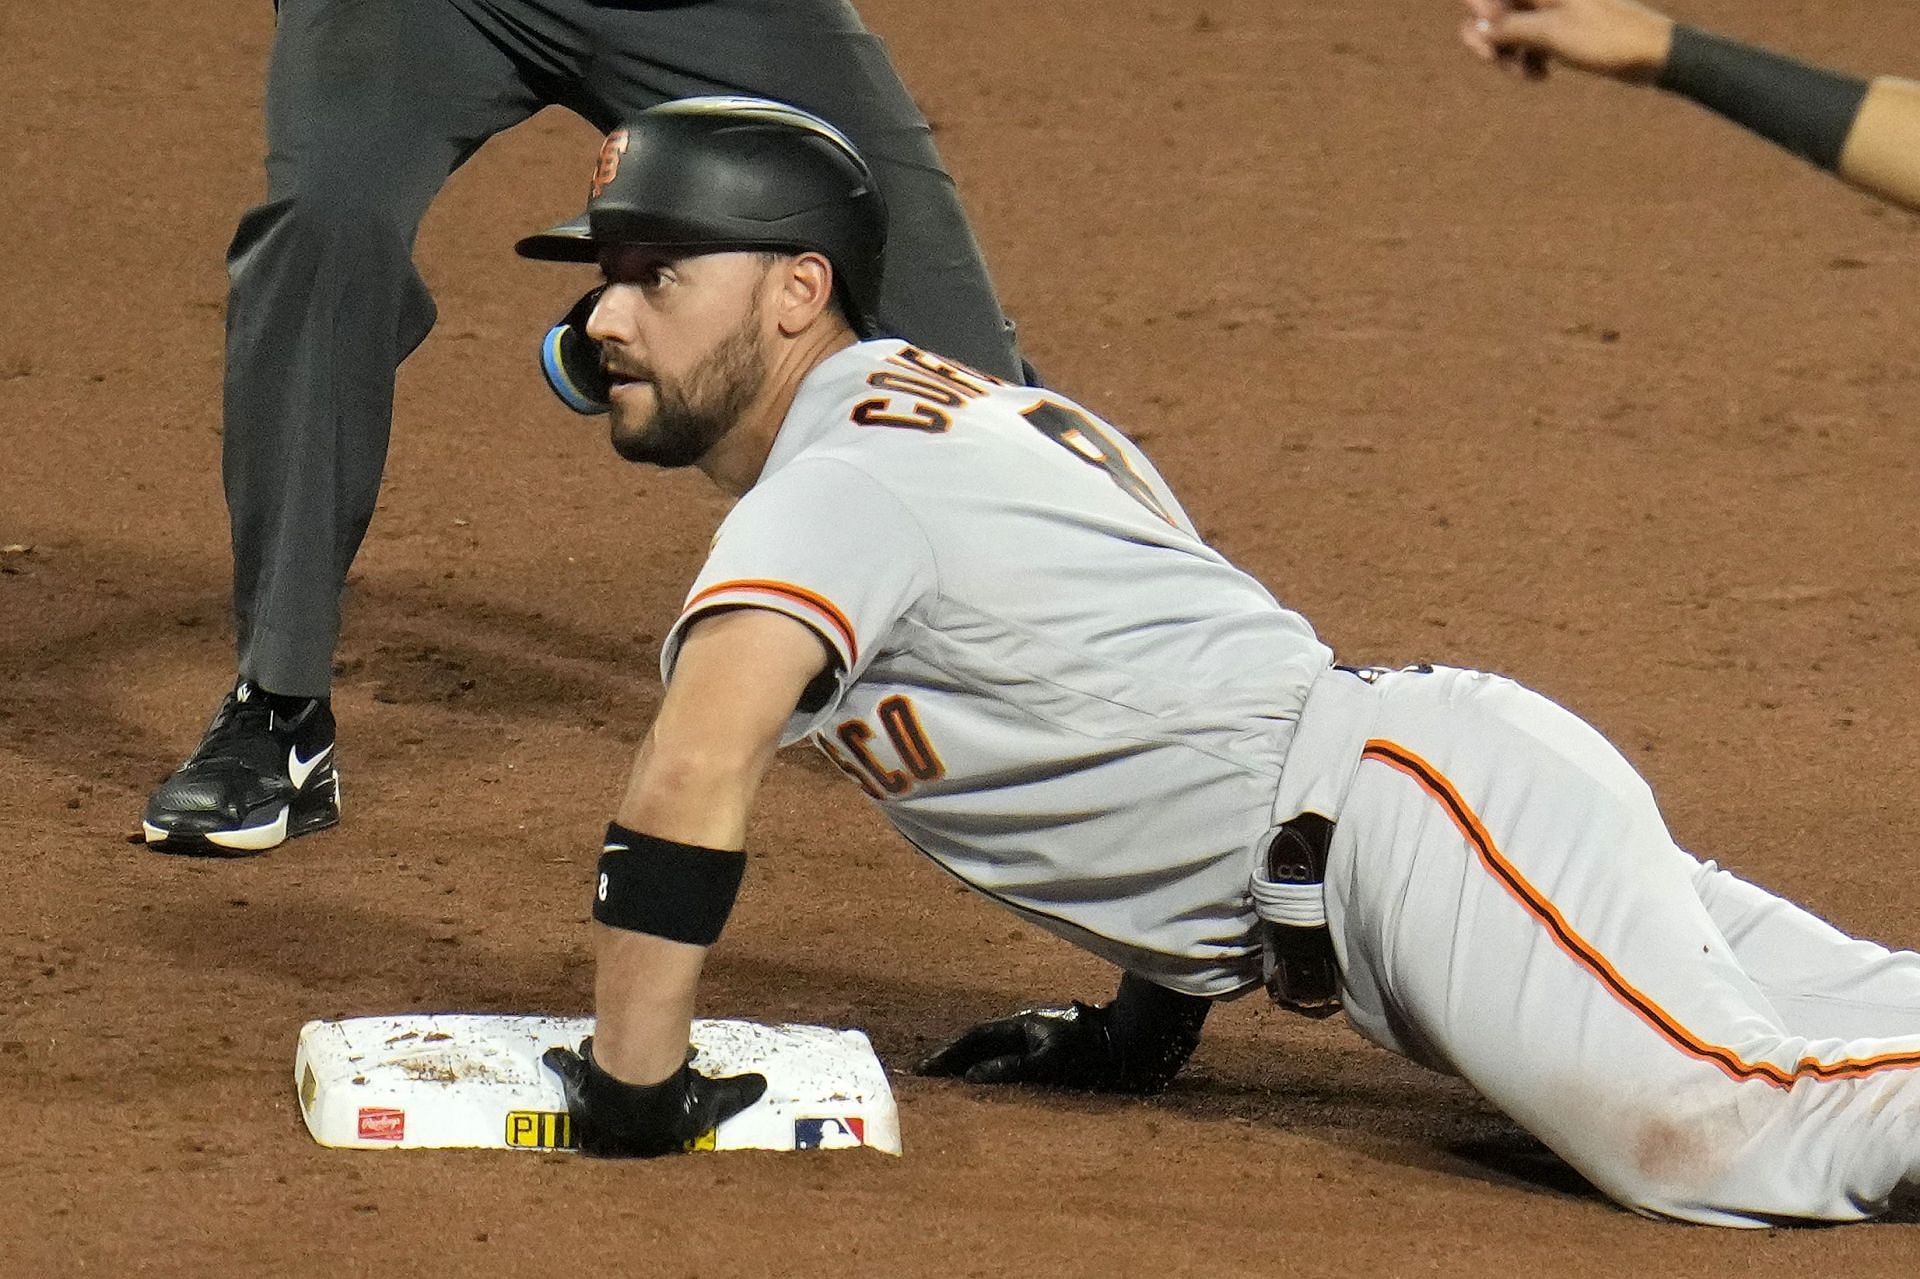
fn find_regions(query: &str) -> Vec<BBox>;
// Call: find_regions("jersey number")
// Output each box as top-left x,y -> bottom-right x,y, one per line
1019,400 -> 1175,525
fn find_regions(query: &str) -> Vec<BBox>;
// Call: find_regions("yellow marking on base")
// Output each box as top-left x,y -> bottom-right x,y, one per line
505,1110 -> 574,1149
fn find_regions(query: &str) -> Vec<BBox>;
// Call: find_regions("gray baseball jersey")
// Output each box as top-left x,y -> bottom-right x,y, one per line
661,339 -> 1920,1226
662,339 -> 1332,995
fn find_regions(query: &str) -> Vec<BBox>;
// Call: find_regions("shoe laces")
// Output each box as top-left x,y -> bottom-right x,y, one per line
201,689 -> 291,750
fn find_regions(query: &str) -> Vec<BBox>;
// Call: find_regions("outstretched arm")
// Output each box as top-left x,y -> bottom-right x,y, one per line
591,604 -> 834,1082
545,605 -> 832,1156
1459,0 -> 1920,214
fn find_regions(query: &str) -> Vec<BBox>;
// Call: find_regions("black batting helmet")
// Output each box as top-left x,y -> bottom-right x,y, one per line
515,97 -> 887,334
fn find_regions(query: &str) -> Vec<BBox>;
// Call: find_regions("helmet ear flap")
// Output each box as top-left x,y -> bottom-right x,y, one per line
540,287 -> 612,415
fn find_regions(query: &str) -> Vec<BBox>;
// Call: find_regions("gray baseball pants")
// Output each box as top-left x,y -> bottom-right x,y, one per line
226,0 -> 1021,697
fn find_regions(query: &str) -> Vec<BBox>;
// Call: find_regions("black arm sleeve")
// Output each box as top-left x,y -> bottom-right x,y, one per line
1104,971 -> 1213,1093
1656,25 -> 1870,171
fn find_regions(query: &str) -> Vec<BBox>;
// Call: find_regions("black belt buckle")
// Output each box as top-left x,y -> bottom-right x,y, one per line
1263,813 -> 1342,1019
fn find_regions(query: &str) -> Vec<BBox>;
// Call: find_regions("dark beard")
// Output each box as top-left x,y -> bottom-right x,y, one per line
610,302 -> 767,469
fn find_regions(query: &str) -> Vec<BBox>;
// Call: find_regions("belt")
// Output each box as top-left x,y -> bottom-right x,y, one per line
1254,812 -> 1341,1018
1254,662 -> 1440,1016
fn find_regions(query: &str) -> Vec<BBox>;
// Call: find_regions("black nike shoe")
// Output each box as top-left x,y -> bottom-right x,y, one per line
142,682 -> 340,855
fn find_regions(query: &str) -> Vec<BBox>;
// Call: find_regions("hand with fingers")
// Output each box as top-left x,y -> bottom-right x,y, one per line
916,974 -> 1213,1096
543,1037 -> 766,1157
916,1003 -> 1128,1091
1458,0 -> 1676,83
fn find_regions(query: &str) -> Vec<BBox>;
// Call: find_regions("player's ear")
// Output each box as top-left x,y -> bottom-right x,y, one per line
772,251 -> 837,336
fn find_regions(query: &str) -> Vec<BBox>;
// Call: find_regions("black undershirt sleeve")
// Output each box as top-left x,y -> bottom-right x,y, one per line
1657,25 -> 1870,171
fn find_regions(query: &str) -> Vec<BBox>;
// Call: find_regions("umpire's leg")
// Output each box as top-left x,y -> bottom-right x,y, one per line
571,0 -> 1024,383
225,0 -> 555,696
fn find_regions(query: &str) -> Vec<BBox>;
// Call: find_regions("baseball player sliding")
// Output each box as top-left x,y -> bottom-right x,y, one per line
1460,0 -> 1920,212
527,99 -> 1920,1225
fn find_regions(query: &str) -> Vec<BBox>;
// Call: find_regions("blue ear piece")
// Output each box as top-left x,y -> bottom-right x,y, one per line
541,319 -> 612,415
539,287 -> 612,415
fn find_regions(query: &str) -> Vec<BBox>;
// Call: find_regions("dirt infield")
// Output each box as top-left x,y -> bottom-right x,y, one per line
6,0 -> 1920,1273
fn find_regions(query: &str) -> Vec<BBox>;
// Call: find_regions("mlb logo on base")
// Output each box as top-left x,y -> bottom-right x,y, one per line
794,1117 -> 865,1150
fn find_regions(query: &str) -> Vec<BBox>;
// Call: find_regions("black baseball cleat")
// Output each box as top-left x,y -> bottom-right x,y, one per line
142,682 -> 340,855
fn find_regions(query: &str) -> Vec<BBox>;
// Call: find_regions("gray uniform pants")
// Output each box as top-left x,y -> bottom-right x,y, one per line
227,0 -> 1020,697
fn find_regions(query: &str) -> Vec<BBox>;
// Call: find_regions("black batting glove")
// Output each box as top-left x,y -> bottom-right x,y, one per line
542,1036 -> 766,1157
916,973 -> 1211,1096
538,287 -> 612,415
917,1002 -> 1117,1089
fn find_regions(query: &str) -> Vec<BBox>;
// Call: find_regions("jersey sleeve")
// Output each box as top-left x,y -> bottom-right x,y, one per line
660,456 -> 935,741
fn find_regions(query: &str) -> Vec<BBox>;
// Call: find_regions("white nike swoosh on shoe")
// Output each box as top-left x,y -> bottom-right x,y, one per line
289,743 -> 334,790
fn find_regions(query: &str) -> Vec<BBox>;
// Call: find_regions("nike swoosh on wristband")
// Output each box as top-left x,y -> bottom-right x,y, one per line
288,744 -> 333,790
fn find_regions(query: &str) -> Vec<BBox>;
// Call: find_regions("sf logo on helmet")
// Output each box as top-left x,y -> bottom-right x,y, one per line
590,129 -> 630,199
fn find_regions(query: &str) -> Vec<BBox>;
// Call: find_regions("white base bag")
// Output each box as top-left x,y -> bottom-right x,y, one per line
294,1014 -> 901,1155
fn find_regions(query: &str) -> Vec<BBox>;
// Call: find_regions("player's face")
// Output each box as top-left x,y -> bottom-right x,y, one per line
588,248 -> 774,468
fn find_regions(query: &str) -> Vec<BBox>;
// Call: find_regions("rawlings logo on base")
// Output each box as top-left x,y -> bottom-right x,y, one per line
356,1107 -> 405,1142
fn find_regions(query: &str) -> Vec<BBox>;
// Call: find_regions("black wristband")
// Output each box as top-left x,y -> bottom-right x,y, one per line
593,822 -> 746,946
1657,25 -> 1869,171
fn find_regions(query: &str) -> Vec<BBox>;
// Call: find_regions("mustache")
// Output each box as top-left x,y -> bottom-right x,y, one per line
600,351 -> 655,381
